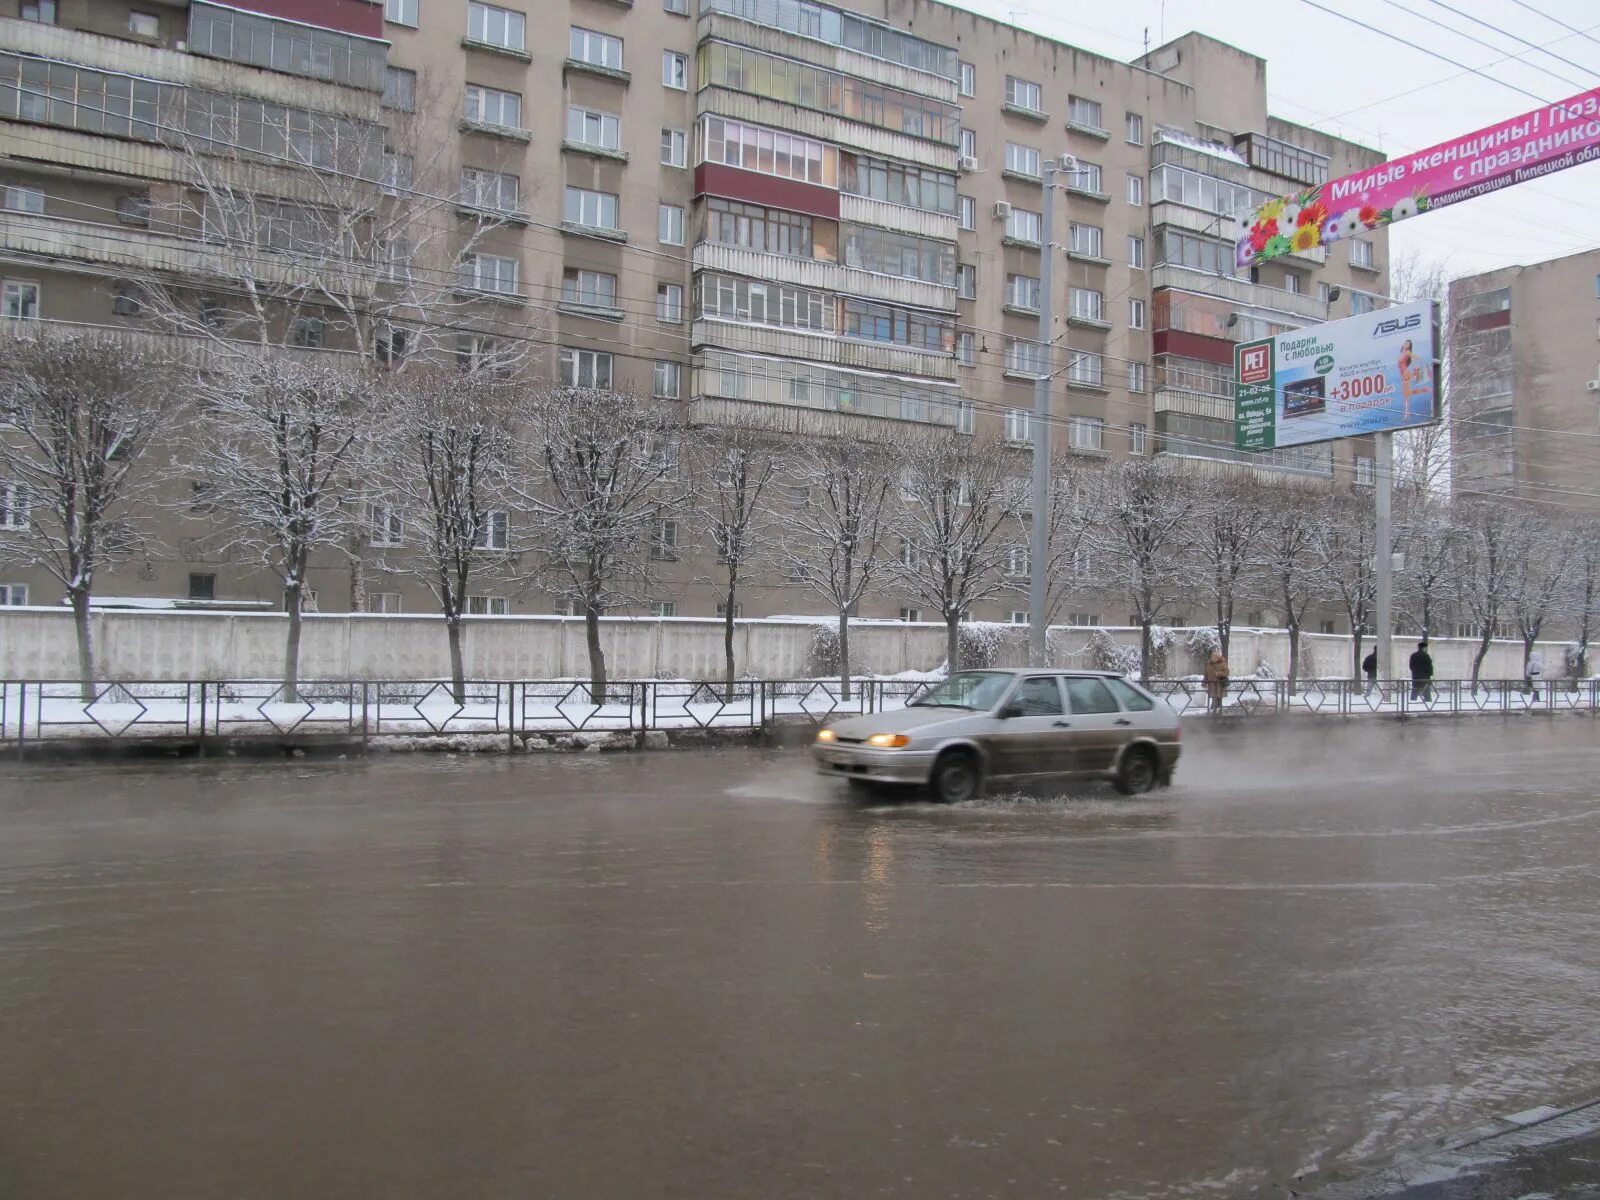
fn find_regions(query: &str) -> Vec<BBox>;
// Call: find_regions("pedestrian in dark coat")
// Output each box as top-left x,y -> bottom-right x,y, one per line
1408,641 -> 1434,701
1362,648 -> 1378,697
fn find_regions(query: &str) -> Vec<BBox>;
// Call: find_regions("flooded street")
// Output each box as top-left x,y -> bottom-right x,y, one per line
2,719 -> 1598,1199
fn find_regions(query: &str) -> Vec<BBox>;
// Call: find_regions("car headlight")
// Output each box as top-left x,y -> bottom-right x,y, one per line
815,728 -> 837,743
866,733 -> 911,749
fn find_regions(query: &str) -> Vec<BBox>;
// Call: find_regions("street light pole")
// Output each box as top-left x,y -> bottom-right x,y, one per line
1374,430 -> 1394,681
1028,158 -> 1065,667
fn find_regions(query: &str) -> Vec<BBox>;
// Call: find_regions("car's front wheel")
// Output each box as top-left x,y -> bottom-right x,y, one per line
930,750 -> 981,804
1113,746 -> 1159,795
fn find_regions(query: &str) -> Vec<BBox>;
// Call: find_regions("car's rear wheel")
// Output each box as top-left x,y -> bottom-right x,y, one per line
1113,746 -> 1159,795
930,750 -> 981,804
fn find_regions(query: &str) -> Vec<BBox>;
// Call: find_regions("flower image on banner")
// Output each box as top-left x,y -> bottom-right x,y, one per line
1235,85 -> 1600,269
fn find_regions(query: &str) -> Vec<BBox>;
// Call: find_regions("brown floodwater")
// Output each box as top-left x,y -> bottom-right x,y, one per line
1,718 -> 1598,1198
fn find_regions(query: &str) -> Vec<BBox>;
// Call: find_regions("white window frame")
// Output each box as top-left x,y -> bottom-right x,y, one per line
1351,238 -> 1376,269
1126,173 -> 1143,206
2,280 -> 40,320
1004,76 -> 1042,113
1067,95 -> 1103,131
1069,353 -> 1104,388
464,84 -> 522,131
474,510 -> 510,550
1128,235 -> 1146,268
3,186 -> 44,215
959,128 -> 976,159
1068,415 -> 1104,452
1006,273 -> 1041,312
958,194 -> 975,231
1074,161 -> 1103,193
656,282 -> 684,324
661,127 -> 688,167
368,502 -> 403,547
956,263 -> 976,300
569,27 -> 623,70
466,594 -> 509,616
385,0 -> 418,26
1070,288 -> 1104,323
459,252 -> 519,295
1130,422 -> 1147,454
649,601 -> 677,617
955,332 -> 975,367
1070,223 -> 1102,258
562,268 -> 617,309
384,66 -> 416,111
1129,298 -> 1147,329
1355,456 -> 1376,486
467,2 -> 525,51
1006,338 -> 1046,377
366,591 -> 402,613
659,203 -> 685,245
651,519 -> 680,561
559,347 -> 613,389
567,106 -> 621,151
0,583 -> 29,606
1,481 -> 28,529
1125,112 -> 1144,145
128,11 -> 159,37
959,62 -> 975,97
1004,408 -> 1033,445
565,186 -> 620,231
663,51 -> 689,89
1004,143 -> 1041,178
653,360 -> 681,399
1128,361 -> 1147,394
460,167 -> 517,211
1006,207 -> 1042,244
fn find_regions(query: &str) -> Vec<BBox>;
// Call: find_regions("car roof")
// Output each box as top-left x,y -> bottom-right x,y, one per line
955,668 -> 1123,679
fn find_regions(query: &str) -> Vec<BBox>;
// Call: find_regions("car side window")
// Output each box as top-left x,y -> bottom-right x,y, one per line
1064,677 -> 1119,715
1010,676 -> 1064,716
1104,677 -> 1156,711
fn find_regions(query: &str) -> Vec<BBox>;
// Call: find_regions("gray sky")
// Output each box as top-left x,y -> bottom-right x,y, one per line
947,0 -> 1600,284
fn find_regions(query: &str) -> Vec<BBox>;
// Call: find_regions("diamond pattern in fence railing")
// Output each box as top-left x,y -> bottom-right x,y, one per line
411,682 -> 465,732
1295,682 -> 1338,714
548,683 -> 635,731
1231,681 -> 1271,715
84,683 -> 149,737
1462,684 -> 1496,713
256,687 -> 316,734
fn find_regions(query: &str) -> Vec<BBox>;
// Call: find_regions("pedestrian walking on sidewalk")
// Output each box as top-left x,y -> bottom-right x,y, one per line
1525,651 -> 1544,701
1203,650 -> 1230,713
1408,641 -> 1434,702
1362,648 -> 1378,698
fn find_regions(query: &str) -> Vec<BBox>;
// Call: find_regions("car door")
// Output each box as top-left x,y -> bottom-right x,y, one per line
1060,676 -> 1129,775
981,675 -> 1071,778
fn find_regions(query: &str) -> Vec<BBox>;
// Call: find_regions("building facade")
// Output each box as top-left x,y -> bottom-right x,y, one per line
1448,247 -> 1600,515
1,0 -> 1390,625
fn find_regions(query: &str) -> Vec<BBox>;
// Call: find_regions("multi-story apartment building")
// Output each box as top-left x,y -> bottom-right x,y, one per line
1,0 -> 1391,627
1448,248 -> 1600,515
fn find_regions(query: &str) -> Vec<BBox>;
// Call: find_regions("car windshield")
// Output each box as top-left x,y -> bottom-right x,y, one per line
909,671 -> 1014,711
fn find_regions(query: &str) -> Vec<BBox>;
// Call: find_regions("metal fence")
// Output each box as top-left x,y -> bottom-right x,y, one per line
1,676 -> 1594,754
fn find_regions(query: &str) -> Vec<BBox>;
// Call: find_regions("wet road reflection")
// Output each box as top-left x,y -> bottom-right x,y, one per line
1,718 -> 1598,1198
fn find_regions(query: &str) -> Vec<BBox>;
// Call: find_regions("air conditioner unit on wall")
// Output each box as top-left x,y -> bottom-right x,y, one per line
959,154 -> 978,172
993,201 -> 1012,220
1586,379 -> 1600,393
1058,153 -> 1078,172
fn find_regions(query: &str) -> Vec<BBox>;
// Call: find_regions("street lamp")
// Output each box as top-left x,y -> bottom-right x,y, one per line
1029,153 -> 1074,668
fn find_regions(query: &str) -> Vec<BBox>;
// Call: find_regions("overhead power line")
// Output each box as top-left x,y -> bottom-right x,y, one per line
1412,0 -> 1600,81
1506,0 -> 1600,49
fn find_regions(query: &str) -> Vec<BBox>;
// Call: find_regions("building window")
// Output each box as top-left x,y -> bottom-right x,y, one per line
2,186 -> 43,215
474,511 -> 509,550
1005,208 -> 1042,244
842,154 -> 956,214
1284,272 -> 1303,295
1069,353 -> 1104,388
385,0 -> 418,25
654,360 -> 681,399
704,198 -> 813,258
1067,96 -> 1103,131
1073,161 -> 1104,193
1005,143 -> 1041,178
1125,112 -> 1144,144
1351,239 -> 1376,269
1351,292 -> 1377,315
1,482 -> 28,529
383,66 -> 416,111
651,520 -> 680,561
661,127 -> 688,167
1355,456 -> 1376,486
958,194 -> 975,230
656,283 -> 684,323
186,573 -> 216,601
1068,415 -> 1105,452
1129,298 -> 1147,329
1004,408 -> 1033,444
1071,223 -> 1103,258
380,151 -> 415,196
2,280 -> 40,320
664,0 -> 688,13
564,186 -> 620,231
1130,422 -> 1147,454
561,269 -> 618,309
559,348 -> 613,389
1318,282 -> 1333,303
1004,76 -> 1042,114
842,299 -> 954,352
955,331 -> 975,366
368,503 -> 403,547
1126,174 -> 1143,206
1006,274 -> 1041,312
363,592 -> 401,613
467,595 -> 509,616
290,317 -> 323,348
663,51 -> 689,89
1006,338 -> 1047,376
659,204 -> 685,245
1128,362 -> 1147,393
649,601 -> 677,617
956,263 -> 976,300
1128,236 -> 1146,268
115,194 -> 150,226
467,2 -> 524,50
567,107 -> 621,151
460,167 -> 517,212
20,1 -> 56,21
959,62 -> 975,97
701,116 -> 837,186
465,85 -> 522,130
0,583 -> 28,606
717,602 -> 743,619
458,253 -> 519,295
569,27 -> 623,69
128,11 -> 159,37
1070,288 -> 1104,322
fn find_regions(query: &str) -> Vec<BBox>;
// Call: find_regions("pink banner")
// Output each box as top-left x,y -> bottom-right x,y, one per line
1236,86 -> 1600,268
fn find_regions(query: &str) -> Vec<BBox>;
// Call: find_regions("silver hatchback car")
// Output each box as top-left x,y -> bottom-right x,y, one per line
813,669 -> 1181,803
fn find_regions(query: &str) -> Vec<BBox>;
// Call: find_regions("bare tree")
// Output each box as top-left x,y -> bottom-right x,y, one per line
889,434 -> 1021,673
1394,494 -> 1460,640
0,332 -> 176,693
1256,481 -> 1326,691
773,438 -> 894,698
1193,473 -> 1272,661
522,387 -> 685,704
1087,459 -> 1203,683
1390,250 -> 1452,498
1313,490 -> 1378,679
1037,455 -> 1104,632
368,366 -> 519,700
1567,521 -> 1599,680
1451,499 -> 1523,692
690,429 -> 780,697
186,355 -> 377,699
1506,512 -> 1574,679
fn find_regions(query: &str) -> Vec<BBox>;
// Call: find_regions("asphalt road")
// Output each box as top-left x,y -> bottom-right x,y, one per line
1,717 -> 1598,1198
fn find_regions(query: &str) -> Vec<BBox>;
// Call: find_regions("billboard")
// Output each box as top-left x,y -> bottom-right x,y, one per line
1235,300 -> 1438,452
1236,85 -> 1600,268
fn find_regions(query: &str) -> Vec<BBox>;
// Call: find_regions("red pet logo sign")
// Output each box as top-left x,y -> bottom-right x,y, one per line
1239,345 -> 1271,384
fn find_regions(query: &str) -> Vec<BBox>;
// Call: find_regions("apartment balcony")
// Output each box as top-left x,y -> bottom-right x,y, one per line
697,87 -> 956,172
691,320 -> 957,380
0,315 -> 362,368
0,211 -> 378,300
685,394 -> 957,443
0,16 -> 379,120
696,11 -> 960,104
691,242 -> 955,312
1151,265 -> 1333,324
1154,386 -> 1234,422
837,194 -> 959,243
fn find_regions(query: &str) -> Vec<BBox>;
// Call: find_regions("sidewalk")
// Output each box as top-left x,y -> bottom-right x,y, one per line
1292,1094 -> 1600,1198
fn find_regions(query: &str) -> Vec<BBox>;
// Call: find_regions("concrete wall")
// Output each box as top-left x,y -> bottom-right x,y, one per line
0,609 -> 1572,682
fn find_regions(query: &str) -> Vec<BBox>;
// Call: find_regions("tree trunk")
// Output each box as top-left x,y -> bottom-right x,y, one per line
1139,619 -> 1153,685
837,608 -> 852,701
70,588 -> 95,702
1286,623 -> 1301,695
447,614 -> 466,705
946,613 -> 961,674
585,603 -> 607,706
1351,631 -> 1364,681
1421,590 -> 1432,641
1471,630 -> 1492,694
283,584 -> 303,704
723,583 -> 737,701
